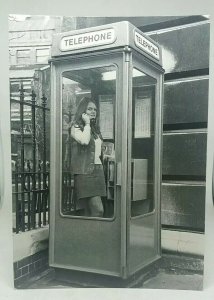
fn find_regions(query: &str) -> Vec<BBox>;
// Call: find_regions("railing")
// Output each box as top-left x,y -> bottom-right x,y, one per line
10,82 -> 50,233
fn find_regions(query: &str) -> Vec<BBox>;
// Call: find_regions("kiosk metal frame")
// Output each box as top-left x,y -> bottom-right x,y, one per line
49,21 -> 164,279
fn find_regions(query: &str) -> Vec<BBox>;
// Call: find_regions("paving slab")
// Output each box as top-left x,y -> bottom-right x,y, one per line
143,271 -> 203,290
15,253 -> 204,290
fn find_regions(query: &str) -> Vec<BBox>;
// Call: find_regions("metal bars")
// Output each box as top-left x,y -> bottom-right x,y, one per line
11,82 -> 50,233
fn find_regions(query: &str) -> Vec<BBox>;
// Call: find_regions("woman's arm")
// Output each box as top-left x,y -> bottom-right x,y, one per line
71,124 -> 91,145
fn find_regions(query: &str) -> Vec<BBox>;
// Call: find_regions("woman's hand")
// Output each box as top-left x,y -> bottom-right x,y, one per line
82,113 -> 90,125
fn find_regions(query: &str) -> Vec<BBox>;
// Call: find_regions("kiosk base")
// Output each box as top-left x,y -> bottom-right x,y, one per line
53,259 -> 161,288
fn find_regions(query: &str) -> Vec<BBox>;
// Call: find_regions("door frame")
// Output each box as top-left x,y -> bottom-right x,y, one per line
126,50 -> 164,276
49,49 -> 129,277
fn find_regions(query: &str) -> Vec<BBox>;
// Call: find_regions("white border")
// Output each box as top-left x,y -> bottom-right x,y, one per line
1,1 -> 214,300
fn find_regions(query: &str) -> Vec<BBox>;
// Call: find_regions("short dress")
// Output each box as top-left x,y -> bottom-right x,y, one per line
71,126 -> 107,200
74,164 -> 106,200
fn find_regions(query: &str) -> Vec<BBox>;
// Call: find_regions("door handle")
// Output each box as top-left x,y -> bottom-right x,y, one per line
0,122 -> 4,209
116,162 -> 122,186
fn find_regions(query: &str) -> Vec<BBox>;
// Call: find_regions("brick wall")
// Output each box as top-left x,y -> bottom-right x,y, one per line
14,249 -> 49,288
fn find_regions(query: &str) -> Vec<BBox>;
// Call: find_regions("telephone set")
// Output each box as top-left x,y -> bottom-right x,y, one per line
102,142 -> 114,158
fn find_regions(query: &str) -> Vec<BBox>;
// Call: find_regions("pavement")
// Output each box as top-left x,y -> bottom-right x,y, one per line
15,253 -> 204,290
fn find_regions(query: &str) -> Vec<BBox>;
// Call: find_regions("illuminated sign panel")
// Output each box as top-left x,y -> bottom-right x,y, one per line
60,28 -> 116,51
134,31 -> 160,60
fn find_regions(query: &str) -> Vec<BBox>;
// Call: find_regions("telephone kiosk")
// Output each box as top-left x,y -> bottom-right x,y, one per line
49,21 -> 164,279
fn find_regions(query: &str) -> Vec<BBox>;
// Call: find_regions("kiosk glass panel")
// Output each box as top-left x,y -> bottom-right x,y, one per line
131,68 -> 156,217
61,66 -> 116,218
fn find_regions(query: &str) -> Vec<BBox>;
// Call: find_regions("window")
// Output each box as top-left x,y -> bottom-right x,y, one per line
36,48 -> 50,63
10,79 -> 32,101
131,68 -> 157,217
61,66 -> 116,219
17,49 -> 30,65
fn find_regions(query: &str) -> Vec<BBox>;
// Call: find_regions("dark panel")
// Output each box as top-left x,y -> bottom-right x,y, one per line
161,183 -> 205,231
162,132 -> 207,176
75,17 -> 187,30
105,16 -> 189,28
71,16 -> 208,31
163,78 -> 209,125
150,23 -> 210,74
140,16 -> 209,32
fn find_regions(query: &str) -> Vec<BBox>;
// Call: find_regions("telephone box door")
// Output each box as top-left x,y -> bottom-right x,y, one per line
127,53 -> 163,275
49,52 -> 127,277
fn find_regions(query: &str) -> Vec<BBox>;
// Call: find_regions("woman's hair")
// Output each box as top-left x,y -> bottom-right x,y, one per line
73,97 -> 101,139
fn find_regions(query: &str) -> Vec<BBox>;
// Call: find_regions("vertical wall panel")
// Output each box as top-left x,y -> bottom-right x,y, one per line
162,132 -> 207,177
150,23 -> 210,73
150,22 -> 209,231
161,183 -> 205,231
163,77 -> 209,125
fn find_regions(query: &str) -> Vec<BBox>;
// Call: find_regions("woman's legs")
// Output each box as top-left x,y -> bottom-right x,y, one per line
88,196 -> 104,217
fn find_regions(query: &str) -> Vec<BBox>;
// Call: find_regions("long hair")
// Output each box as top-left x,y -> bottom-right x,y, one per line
73,97 -> 101,139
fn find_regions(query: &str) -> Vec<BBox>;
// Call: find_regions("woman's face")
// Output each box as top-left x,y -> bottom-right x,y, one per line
85,102 -> 97,119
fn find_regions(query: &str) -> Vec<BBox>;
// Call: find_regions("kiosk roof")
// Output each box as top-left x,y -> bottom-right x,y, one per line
51,21 -> 162,66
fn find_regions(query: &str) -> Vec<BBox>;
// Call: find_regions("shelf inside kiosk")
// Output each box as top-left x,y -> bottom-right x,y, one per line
131,68 -> 156,217
61,66 -> 116,219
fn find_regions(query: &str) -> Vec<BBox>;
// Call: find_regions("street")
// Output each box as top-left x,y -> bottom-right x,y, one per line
15,253 -> 203,290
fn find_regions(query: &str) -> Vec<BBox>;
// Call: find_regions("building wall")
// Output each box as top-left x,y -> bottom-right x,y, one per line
9,15 -> 62,66
149,20 -> 209,232
9,15 -> 54,172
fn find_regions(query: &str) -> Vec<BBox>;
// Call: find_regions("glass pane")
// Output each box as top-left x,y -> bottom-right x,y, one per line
17,50 -> 30,57
61,66 -> 116,218
17,50 -> 30,65
36,48 -> 50,56
36,56 -> 49,63
131,68 -> 157,217
36,48 -> 49,63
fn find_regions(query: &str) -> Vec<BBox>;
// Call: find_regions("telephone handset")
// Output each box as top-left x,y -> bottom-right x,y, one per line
90,118 -> 96,126
81,113 -> 96,126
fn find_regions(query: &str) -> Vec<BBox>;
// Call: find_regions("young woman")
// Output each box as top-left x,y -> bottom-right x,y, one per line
69,97 -> 106,217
